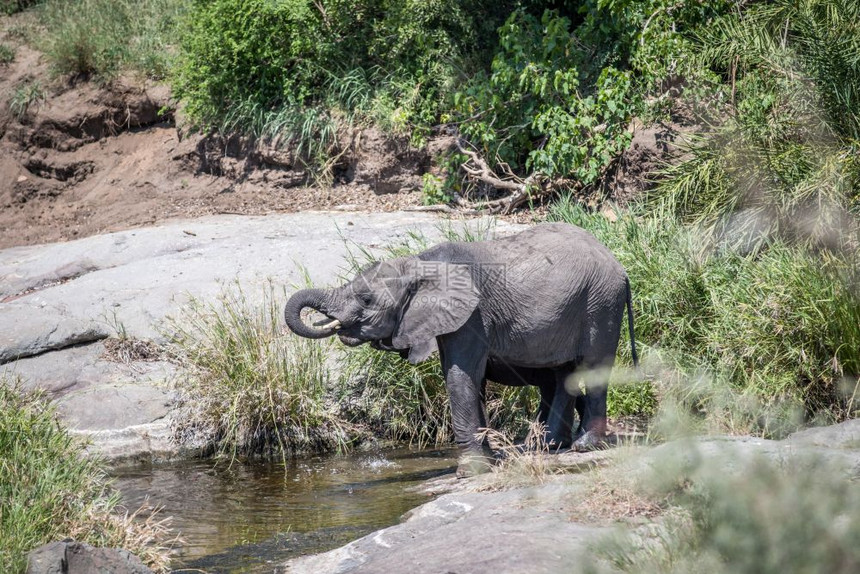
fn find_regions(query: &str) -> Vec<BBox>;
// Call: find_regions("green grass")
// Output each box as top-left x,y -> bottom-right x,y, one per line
165,282 -> 349,460
37,0 -> 186,80
0,43 -> 14,64
8,80 -> 45,120
0,378 -> 172,573
549,197 -> 860,436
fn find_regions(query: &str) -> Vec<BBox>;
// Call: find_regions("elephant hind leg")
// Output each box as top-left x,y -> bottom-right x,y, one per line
543,369 -> 578,449
572,359 -> 613,452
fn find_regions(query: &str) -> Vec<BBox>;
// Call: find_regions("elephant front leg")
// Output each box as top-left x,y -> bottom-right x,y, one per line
440,343 -> 493,478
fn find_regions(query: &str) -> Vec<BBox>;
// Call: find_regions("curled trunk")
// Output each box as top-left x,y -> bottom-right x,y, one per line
284,288 -> 339,339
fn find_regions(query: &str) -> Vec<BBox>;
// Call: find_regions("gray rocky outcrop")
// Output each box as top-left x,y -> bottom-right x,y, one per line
26,541 -> 153,574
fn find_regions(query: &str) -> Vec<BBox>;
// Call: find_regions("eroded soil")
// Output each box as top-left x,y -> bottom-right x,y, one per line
0,19 -> 433,249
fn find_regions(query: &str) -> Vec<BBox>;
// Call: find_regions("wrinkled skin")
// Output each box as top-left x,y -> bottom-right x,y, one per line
285,223 -> 638,477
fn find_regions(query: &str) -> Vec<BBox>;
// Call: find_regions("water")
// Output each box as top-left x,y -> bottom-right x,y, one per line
112,447 -> 457,573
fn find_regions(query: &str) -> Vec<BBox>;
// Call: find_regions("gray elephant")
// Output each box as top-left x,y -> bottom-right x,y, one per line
284,223 -> 638,477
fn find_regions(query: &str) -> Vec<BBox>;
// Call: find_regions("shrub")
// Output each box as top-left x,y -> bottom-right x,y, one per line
165,283 -> 348,459
8,80 -> 45,120
0,378 -> 172,573
0,43 -> 14,64
452,0 -> 731,191
656,0 -> 860,252
592,445 -> 860,574
172,0 -> 509,145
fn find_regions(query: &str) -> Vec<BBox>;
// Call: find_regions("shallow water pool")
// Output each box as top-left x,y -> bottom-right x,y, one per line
113,446 -> 457,572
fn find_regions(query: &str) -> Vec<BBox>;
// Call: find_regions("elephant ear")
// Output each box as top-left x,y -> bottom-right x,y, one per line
392,260 -> 479,364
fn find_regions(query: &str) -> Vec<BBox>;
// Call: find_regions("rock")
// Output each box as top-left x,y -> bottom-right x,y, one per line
0,308 -> 108,364
26,540 -> 152,574
280,481 -> 606,574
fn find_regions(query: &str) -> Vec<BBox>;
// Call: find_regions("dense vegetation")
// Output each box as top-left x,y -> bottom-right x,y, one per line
0,380 -> 171,573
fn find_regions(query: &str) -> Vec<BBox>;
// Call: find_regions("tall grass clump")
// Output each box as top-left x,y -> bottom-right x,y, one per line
0,378 -> 172,573
549,198 -> 860,435
591,445 -> 860,574
165,283 -> 347,459
38,0 -> 186,79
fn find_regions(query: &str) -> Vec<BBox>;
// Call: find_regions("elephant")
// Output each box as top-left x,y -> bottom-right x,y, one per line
284,222 -> 638,477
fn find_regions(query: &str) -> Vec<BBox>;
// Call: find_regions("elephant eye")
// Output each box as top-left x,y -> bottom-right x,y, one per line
358,292 -> 373,305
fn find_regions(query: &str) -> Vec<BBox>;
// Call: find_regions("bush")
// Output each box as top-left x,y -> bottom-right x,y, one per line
593,445 -> 860,574
452,0 -> 731,191
172,0 -> 509,145
0,43 -> 14,64
165,283 -> 348,459
656,0 -> 860,252
0,378 -> 171,573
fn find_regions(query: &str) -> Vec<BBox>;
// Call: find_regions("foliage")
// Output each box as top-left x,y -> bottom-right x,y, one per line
37,0 -> 186,79
549,198 -> 860,435
0,378 -> 172,573
164,282 -> 348,459
592,445 -> 860,574
454,10 -> 635,186
655,0 -> 860,252
172,0 -> 510,152
452,0 -> 730,190
420,173 -> 451,205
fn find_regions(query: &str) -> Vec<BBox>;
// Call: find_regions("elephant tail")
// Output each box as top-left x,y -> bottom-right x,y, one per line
626,276 -> 639,368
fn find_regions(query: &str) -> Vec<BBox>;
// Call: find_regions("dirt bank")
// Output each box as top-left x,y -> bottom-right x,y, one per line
0,22 -> 438,250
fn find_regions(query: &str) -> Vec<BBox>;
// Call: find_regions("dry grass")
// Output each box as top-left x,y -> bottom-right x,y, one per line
101,337 -> 164,364
475,422 -> 564,491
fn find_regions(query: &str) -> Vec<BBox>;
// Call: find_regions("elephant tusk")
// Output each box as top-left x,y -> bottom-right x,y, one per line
313,318 -> 341,330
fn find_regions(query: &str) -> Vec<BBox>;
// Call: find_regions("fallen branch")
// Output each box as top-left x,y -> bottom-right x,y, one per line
454,140 -> 558,214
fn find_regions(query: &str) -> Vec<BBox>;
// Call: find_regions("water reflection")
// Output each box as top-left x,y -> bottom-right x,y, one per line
113,447 -> 457,572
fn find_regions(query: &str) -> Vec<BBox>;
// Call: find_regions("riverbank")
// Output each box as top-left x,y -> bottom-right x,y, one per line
281,420 -> 860,574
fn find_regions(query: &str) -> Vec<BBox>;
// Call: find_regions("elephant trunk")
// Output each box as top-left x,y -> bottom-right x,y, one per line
284,288 -> 340,339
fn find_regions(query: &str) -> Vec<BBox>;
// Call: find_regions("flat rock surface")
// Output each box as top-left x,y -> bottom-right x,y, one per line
1,211 -> 520,460
281,480 -> 604,574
